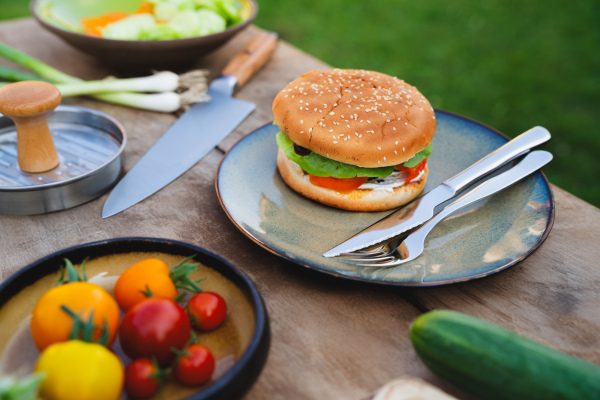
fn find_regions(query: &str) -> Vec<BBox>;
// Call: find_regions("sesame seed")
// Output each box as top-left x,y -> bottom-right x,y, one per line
377,147 -> 382,150
383,157 -> 387,161
300,120 -> 303,124
333,141 -> 338,144
403,147 -> 406,151
395,141 -> 398,145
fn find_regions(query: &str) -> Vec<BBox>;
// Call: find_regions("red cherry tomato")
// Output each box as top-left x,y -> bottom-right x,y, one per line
187,292 -> 227,331
308,175 -> 368,192
174,344 -> 215,386
119,298 -> 191,367
124,358 -> 160,399
397,159 -> 427,183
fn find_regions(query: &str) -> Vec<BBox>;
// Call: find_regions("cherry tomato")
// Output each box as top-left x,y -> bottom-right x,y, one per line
119,297 -> 191,367
31,281 -> 120,351
308,175 -> 368,192
397,159 -> 427,183
114,258 -> 178,313
174,345 -> 215,386
187,292 -> 227,331
124,358 -> 161,399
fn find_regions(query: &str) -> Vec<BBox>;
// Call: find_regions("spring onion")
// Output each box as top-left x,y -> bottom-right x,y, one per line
0,65 -> 44,82
0,42 -> 209,112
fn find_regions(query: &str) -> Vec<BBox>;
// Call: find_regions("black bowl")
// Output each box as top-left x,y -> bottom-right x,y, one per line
0,237 -> 270,400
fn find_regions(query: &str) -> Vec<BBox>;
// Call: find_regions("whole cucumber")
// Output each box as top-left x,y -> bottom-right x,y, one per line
410,310 -> 600,400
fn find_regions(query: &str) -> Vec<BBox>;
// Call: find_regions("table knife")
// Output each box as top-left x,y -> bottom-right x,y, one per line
323,126 -> 551,257
102,31 -> 278,218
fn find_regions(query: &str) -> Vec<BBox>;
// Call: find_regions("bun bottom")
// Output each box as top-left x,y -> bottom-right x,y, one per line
276,149 -> 427,212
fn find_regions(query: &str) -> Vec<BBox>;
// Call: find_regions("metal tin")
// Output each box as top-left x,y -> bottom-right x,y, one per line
0,105 -> 126,215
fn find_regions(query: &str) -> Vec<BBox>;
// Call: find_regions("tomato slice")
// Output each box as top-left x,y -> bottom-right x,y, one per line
397,159 -> 427,183
309,175 -> 368,192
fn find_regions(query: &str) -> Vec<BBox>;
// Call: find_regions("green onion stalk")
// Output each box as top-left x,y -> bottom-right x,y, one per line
0,42 -> 209,112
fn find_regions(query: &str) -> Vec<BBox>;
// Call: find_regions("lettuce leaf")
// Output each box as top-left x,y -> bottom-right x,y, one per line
402,143 -> 432,168
276,131 -> 432,178
276,131 -> 395,178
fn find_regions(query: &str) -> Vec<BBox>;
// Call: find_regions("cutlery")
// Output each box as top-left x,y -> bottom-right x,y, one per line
323,126 -> 550,257
339,150 -> 553,267
102,30 -> 278,218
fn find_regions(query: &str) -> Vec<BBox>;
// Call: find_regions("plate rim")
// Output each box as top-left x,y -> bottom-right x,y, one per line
216,109 -> 555,287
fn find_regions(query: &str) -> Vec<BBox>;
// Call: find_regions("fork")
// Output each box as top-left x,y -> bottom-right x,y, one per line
339,150 -> 553,267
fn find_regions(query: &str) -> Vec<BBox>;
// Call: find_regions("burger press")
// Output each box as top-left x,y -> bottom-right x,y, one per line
0,81 -> 126,215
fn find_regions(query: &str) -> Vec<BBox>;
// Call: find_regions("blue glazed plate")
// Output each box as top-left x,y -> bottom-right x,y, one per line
216,110 -> 554,286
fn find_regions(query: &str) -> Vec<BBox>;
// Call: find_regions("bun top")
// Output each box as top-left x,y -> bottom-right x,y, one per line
272,69 -> 436,168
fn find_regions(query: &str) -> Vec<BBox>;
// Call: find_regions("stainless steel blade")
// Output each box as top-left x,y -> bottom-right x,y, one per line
323,185 -> 455,257
102,76 -> 254,218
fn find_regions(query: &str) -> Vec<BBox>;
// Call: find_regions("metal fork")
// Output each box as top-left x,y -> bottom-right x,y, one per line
339,150 -> 553,267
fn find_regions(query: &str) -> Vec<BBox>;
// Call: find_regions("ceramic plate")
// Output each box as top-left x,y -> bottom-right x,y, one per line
216,111 -> 554,286
0,238 -> 270,400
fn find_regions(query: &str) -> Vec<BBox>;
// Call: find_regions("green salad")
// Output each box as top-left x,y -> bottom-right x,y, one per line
84,0 -> 246,40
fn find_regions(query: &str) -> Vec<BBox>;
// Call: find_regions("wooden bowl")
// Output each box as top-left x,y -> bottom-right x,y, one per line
30,0 -> 257,72
0,237 -> 270,399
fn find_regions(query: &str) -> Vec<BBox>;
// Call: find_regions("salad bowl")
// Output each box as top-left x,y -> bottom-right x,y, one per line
30,0 -> 257,71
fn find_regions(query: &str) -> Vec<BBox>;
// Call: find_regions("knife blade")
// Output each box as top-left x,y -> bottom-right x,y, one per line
102,31 -> 278,218
323,126 -> 551,257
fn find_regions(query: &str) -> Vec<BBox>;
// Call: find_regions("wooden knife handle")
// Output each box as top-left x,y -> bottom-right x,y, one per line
221,30 -> 278,89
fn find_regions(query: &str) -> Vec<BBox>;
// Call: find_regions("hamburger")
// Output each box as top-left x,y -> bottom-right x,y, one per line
273,69 -> 436,212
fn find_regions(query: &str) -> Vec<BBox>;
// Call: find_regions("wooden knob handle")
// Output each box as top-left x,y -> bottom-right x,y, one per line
221,30 -> 278,89
0,81 -> 61,173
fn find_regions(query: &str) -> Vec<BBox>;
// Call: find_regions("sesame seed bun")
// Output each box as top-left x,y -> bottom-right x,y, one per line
273,69 -> 436,168
277,149 -> 428,212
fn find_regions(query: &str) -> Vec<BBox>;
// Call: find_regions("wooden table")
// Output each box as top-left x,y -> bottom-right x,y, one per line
1,19 -> 599,399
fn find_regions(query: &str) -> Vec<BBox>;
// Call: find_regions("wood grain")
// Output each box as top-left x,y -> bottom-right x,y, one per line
0,81 -> 60,172
0,18 -> 598,400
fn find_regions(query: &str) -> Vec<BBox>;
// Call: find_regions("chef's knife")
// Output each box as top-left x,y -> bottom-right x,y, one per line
102,31 -> 278,218
323,126 -> 551,257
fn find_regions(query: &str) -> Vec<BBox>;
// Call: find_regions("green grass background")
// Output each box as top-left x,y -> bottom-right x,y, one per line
1,0 -> 599,206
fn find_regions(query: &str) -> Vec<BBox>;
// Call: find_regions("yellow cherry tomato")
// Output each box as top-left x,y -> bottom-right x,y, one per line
30,281 -> 120,351
35,340 -> 124,400
114,258 -> 178,312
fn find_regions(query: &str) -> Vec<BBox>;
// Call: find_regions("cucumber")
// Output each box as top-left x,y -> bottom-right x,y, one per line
410,310 -> 600,400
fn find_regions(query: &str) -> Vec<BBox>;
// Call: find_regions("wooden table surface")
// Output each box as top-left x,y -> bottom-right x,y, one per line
1,19 -> 599,400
